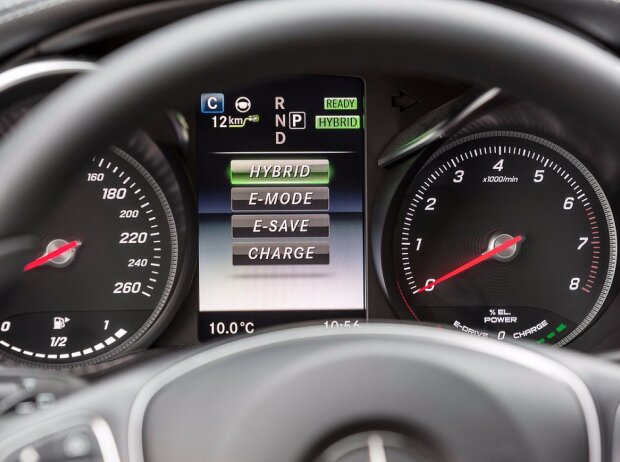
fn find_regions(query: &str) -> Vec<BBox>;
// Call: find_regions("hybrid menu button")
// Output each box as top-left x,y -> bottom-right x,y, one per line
233,242 -> 329,265
232,214 -> 329,238
230,159 -> 329,185
231,187 -> 329,212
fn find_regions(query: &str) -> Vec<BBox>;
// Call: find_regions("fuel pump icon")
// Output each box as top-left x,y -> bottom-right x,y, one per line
53,317 -> 70,330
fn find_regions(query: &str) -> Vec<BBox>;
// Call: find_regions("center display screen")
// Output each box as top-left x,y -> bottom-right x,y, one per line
196,76 -> 366,340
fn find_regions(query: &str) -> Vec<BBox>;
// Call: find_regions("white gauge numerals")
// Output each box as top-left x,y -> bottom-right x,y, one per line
534,170 -> 545,183
102,187 -> 127,200
394,132 -> 616,348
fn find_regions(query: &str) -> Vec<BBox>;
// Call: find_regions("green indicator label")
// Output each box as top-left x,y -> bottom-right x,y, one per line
315,115 -> 361,130
324,97 -> 358,110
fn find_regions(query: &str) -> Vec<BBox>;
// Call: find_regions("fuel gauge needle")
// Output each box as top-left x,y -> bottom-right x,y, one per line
24,240 -> 82,272
415,235 -> 523,294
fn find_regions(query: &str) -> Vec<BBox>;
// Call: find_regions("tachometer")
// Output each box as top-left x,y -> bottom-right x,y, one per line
0,144 -> 179,365
392,131 -> 616,346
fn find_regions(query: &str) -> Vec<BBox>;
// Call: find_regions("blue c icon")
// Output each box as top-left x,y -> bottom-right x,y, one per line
200,93 -> 224,114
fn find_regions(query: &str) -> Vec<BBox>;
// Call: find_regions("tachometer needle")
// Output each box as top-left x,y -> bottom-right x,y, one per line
23,240 -> 82,272
415,235 -> 523,294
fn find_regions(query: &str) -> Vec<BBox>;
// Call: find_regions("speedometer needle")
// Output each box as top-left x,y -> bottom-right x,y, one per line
23,240 -> 82,272
415,235 -> 523,294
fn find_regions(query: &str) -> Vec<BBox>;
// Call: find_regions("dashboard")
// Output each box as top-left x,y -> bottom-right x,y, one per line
7,3 -> 620,462
0,64 -> 619,371
0,1 -> 620,373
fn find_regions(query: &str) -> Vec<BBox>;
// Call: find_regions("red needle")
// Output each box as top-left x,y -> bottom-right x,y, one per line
23,240 -> 81,272
415,235 -> 523,294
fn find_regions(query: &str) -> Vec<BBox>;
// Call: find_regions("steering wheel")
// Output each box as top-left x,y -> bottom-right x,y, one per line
2,0 -> 620,460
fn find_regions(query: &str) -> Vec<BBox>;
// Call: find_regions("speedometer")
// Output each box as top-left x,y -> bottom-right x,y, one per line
0,143 -> 179,365
391,131 -> 616,346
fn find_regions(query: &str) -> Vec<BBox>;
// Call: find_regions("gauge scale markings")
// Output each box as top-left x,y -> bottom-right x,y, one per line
0,148 -> 178,364
393,132 -> 616,346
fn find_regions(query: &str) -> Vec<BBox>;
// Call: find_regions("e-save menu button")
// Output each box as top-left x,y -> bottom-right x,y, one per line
232,214 -> 329,238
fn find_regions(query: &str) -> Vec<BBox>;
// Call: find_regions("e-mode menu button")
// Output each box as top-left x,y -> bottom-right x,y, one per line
231,187 -> 329,212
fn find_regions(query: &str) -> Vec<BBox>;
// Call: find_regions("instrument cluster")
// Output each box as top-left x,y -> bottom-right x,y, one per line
1,62 -> 620,369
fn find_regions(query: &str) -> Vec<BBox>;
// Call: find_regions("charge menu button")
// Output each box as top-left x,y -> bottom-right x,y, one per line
233,242 -> 329,265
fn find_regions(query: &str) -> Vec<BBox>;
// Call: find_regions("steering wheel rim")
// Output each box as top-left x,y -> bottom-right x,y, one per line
1,0 -> 620,460
0,323 -> 608,462
131,324 -> 600,462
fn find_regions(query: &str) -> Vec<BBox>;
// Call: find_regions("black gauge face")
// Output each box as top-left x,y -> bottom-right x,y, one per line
0,147 -> 177,365
392,131 -> 616,346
